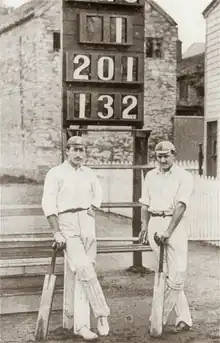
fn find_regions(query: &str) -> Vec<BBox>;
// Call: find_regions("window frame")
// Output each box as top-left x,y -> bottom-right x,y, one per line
145,37 -> 163,59
53,31 -> 60,52
79,12 -> 133,46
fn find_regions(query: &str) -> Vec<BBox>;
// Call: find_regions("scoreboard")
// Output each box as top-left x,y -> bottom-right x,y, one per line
62,0 -> 145,126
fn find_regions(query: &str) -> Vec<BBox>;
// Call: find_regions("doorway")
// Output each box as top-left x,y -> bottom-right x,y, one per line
206,121 -> 217,177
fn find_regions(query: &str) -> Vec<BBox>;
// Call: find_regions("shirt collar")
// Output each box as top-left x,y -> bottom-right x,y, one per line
63,160 -> 84,171
156,164 -> 176,175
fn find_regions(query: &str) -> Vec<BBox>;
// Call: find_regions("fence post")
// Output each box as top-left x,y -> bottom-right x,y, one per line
132,129 -> 151,267
199,143 -> 204,176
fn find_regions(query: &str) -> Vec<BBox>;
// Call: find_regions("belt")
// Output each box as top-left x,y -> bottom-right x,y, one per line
59,208 -> 88,215
150,212 -> 173,218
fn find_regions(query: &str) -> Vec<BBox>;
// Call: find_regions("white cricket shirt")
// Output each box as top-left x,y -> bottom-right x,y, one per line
42,160 -> 102,217
139,165 -> 194,214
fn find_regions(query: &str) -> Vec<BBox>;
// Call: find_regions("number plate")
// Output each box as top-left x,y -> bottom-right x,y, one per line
65,52 -> 143,83
66,91 -> 143,123
79,13 -> 133,45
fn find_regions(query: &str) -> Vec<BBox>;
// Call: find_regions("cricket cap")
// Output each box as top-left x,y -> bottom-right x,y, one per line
155,141 -> 176,154
66,136 -> 85,147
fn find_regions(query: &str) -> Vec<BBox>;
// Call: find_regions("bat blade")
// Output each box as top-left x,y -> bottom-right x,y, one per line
150,271 -> 166,337
35,274 -> 56,341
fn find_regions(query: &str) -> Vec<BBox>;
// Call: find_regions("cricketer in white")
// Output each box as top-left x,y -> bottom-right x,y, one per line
139,141 -> 194,334
42,135 -> 110,341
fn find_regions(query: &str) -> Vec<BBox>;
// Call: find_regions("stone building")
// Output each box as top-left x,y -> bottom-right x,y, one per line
203,0 -> 220,178
174,43 -> 205,161
177,44 -> 204,114
0,0 -> 62,181
0,0 -> 177,181
143,0 -> 177,152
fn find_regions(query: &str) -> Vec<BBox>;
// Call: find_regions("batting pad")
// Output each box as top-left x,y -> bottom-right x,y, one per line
76,264 -> 110,318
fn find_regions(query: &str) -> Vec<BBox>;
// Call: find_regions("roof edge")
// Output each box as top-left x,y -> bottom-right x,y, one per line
0,0 -> 50,35
0,12 -> 34,35
147,0 -> 178,27
181,52 -> 205,62
203,0 -> 220,18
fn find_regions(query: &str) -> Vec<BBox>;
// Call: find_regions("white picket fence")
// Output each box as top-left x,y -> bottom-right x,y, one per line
88,159 -> 200,173
96,160 -> 220,247
187,175 -> 220,246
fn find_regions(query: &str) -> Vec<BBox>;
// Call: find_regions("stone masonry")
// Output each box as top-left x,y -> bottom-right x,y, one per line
0,0 -> 62,180
0,0 -> 177,181
144,1 -> 177,154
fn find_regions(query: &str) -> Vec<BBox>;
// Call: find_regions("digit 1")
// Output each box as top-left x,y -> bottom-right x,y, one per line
127,57 -> 134,82
116,17 -> 122,43
79,94 -> 86,118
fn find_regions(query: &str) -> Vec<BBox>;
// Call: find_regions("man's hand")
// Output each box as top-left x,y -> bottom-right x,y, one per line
87,205 -> 96,218
154,231 -> 171,246
138,229 -> 149,245
53,231 -> 66,250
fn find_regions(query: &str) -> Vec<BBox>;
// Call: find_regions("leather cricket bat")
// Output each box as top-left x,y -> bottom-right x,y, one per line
35,245 -> 57,341
150,243 -> 166,337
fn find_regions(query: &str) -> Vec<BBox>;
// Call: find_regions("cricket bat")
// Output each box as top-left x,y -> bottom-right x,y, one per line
150,243 -> 166,337
35,245 -> 57,341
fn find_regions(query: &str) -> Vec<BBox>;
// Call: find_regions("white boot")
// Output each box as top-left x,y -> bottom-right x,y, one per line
97,316 -> 109,336
75,326 -> 98,340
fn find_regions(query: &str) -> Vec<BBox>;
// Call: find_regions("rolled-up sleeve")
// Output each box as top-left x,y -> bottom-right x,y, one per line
175,171 -> 194,207
90,171 -> 103,209
139,173 -> 150,206
42,169 -> 59,217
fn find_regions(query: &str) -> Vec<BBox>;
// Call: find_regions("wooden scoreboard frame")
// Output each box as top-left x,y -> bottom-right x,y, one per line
61,0 -> 145,127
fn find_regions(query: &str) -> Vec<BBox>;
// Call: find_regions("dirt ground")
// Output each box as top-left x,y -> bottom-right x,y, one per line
0,184 -> 220,343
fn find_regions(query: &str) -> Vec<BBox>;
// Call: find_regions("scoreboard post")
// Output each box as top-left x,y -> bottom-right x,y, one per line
61,0 -> 145,127
61,0 -> 148,270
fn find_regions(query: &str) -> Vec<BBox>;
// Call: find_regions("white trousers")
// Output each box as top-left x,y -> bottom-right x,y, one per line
59,211 -> 110,333
148,216 -> 192,327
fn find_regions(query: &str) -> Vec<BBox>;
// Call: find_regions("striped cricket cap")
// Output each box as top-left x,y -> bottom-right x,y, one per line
155,141 -> 176,154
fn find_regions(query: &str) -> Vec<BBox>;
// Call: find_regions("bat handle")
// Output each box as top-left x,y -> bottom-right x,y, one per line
159,244 -> 164,273
49,246 -> 57,275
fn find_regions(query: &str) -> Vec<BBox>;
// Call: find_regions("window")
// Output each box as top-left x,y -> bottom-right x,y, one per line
53,32 -> 60,51
207,121 -> 217,177
79,13 -> 132,45
146,38 -> 163,58
213,140 -> 217,158
179,80 -> 189,101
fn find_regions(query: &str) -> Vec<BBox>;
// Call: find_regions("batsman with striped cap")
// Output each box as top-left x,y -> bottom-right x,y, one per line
139,140 -> 194,334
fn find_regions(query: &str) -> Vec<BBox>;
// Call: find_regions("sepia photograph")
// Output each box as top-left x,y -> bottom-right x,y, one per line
0,0 -> 219,342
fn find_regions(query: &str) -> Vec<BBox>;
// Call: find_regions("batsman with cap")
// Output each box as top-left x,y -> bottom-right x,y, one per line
42,136 -> 110,340
139,141 -> 194,333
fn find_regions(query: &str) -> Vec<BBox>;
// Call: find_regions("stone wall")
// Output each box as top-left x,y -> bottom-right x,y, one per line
83,132 -> 134,164
0,1 -> 62,180
144,2 -> 177,156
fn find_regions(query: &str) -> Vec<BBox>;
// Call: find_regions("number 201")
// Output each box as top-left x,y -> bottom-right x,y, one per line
73,55 -> 135,82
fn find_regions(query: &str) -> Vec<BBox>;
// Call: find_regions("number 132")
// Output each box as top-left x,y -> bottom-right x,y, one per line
71,93 -> 139,120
